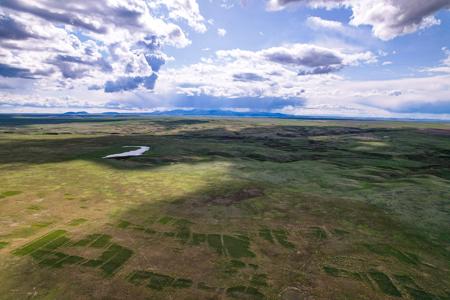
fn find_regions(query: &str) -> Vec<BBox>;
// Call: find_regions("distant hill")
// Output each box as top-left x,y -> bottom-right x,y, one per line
142,109 -> 292,118
62,111 -> 89,116
54,109 -> 448,122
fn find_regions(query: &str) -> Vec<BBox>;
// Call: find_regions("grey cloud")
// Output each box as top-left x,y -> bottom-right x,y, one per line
137,36 -> 166,72
142,73 -> 158,90
1,0 -> 107,34
125,63 -> 134,74
0,63 -> 53,79
57,64 -> 87,79
178,83 -> 204,88
233,72 -> 268,82
47,54 -> 112,79
264,48 -> 342,67
260,45 -> 346,75
88,84 -> 102,91
103,37 -> 164,90
145,54 -> 165,72
389,90 -> 402,97
0,0 -> 196,89
105,77 -> 144,93
57,55 -> 112,72
267,0 -> 450,40
0,82 -> 14,89
138,35 -> 161,51
0,63 -> 34,78
298,65 -> 343,75
0,15 -> 38,40
104,73 -> 158,93
105,94 -> 305,111
388,100 -> 450,114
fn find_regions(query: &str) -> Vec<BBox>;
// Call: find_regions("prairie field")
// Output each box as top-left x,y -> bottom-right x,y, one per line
0,115 -> 449,299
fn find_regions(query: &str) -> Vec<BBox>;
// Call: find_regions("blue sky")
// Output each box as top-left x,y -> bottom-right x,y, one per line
0,0 -> 450,118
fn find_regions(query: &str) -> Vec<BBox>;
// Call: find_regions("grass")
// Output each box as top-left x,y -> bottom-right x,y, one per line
207,234 -> 223,255
259,228 -> 274,243
67,218 -> 87,226
100,246 -> 133,276
192,233 -> 206,245
369,271 -> 402,297
405,287 -> 439,300
12,230 -> 67,256
273,229 -> 295,249
12,229 -> 132,276
0,116 -> 449,299
128,270 -> 192,290
89,234 -> 112,248
323,266 -> 362,280
0,191 -> 21,199
250,274 -> 268,287
223,235 -> 255,258
42,236 -> 71,250
365,244 -> 420,265
226,286 -> 265,299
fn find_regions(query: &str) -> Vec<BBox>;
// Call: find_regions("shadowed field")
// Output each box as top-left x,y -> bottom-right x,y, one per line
0,115 -> 449,299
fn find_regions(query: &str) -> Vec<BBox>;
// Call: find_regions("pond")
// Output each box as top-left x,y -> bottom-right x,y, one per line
103,146 -> 150,159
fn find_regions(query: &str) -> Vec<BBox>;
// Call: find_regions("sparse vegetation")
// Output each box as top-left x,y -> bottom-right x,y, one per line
0,116 -> 449,299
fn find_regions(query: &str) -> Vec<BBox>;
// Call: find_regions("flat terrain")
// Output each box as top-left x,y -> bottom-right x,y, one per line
0,115 -> 449,299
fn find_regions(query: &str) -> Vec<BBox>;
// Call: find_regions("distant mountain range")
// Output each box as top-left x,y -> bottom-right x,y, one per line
38,109 -> 448,122
62,109 -> 296,118
62,111 -> 90,115
143,109 -> 293,118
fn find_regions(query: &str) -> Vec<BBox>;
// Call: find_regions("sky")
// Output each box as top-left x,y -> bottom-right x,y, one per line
0,0 -> 450,119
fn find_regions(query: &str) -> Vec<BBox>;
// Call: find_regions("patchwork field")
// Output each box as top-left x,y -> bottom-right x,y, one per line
0,115 -> 449,299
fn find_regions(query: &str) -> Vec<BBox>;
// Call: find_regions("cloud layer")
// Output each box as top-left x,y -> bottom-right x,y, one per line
160,43 -> 375,103
1,1 -> 449,119
0,0 -> 207,93
267,0 -> 450,40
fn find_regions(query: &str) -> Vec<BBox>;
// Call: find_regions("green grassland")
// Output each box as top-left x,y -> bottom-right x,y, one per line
0,115 -> 449,299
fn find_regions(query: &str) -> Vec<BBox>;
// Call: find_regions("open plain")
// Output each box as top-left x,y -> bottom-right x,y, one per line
0,115 -> 449,299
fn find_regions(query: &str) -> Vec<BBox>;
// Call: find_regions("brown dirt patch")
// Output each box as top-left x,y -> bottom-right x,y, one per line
419,128 -> 450,136
205,188 -> 264,206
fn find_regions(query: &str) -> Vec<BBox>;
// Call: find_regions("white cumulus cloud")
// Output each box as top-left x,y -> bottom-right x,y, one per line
267,0 -> 450,40
0,0 -> 207,94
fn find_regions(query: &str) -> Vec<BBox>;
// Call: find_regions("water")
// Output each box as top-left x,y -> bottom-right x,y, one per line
103,146 -> 150,159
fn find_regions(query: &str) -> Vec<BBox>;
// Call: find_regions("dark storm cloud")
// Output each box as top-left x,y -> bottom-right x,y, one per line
233,72 -> 268,82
